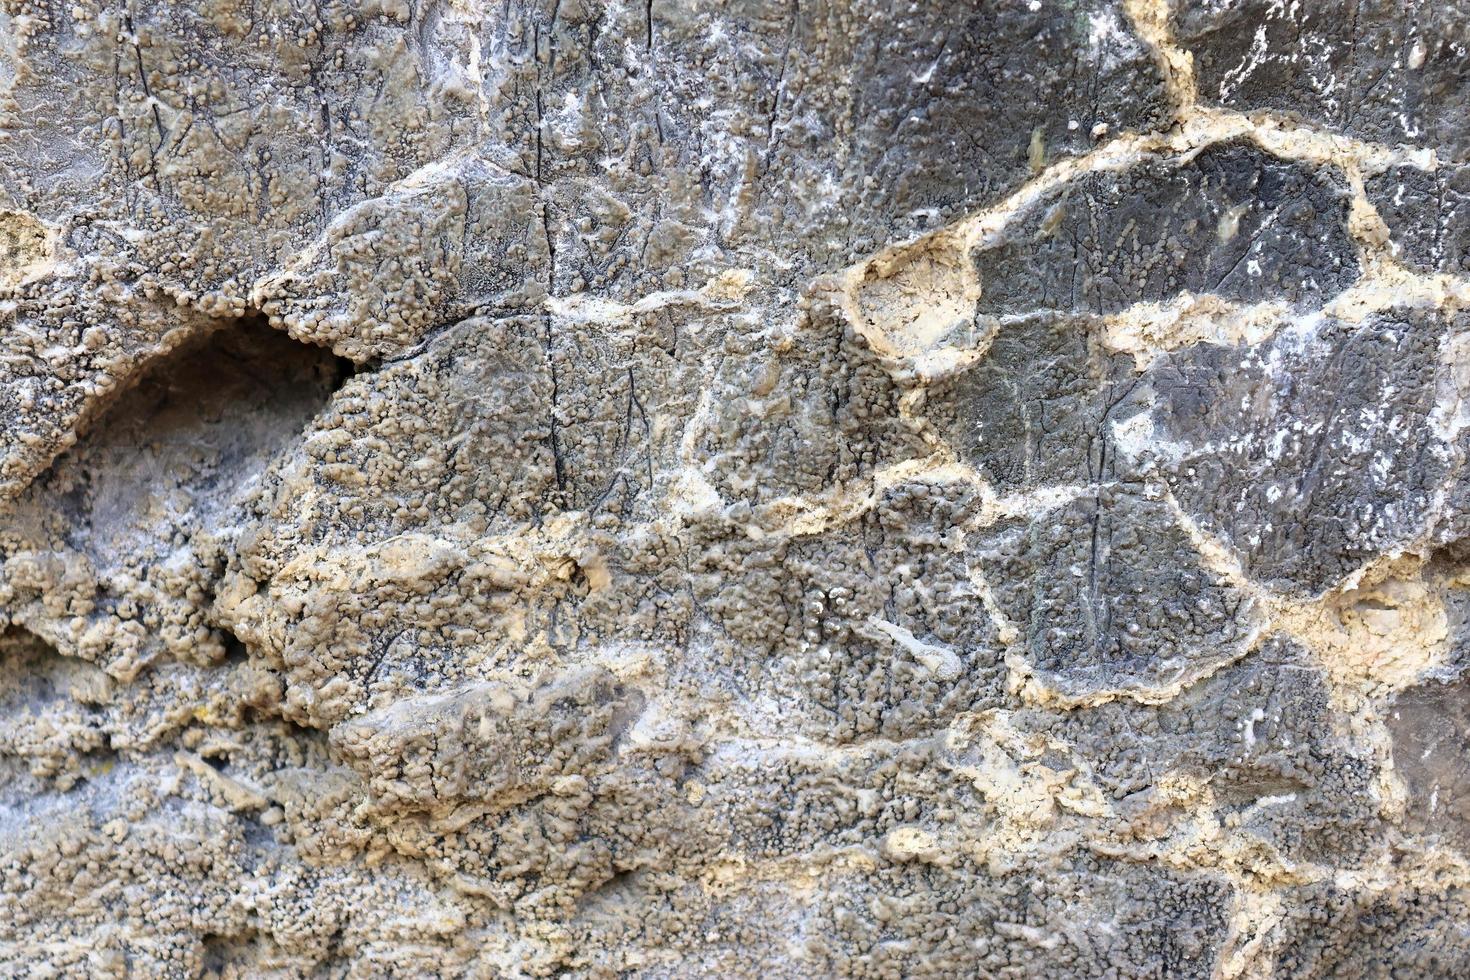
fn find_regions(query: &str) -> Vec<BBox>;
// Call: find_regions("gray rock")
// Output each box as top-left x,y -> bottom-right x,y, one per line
972,484 -> 1258,700
1138,308 -> 1460,595
1389,672 -> 1470,851
1271,883 -> 1470,978
1174,0 -> 1470,160
973,140 -> 1360,317
924,314 -> 1139,492
2,0 -> 1467,974
1366,163 -> 1470,275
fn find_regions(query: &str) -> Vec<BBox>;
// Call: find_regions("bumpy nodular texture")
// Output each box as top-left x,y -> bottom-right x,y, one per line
2,0 -> 1470,976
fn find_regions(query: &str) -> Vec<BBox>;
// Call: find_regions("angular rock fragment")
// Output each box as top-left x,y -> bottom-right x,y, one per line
1389,672 -> 1470,850
761,0 -> 1172,262
1021,638 -> 1383,867
924,314 -> 1138,492
974,141 -> 1359,318
255,162 -> 550,362
1133,308 -> 1462,595
973,484 -> 1258,701
1174,0 -> 1470,160
1366,164 -> 1470,276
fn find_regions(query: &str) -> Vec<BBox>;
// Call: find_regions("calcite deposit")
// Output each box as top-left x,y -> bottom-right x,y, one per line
2,0 -> 1470,975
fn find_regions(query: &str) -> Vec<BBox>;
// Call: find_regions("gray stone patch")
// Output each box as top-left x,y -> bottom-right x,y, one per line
971,483 -> 1258,700
796,0 -> 1171,259
1021,638 -> 1383,867
1174,0 -> 1470,161
808,856 -> 1234,979
1271,883 -> 1470,978
1366,164 -> 1470,276
923,314 -> 1140,493
1389,672 -> 1470,851
679,479 -> 1007,743
1136,308 -> 1459,596
973,140 -> 1359,318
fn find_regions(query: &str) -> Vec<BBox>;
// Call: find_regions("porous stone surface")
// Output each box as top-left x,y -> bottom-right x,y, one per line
2,0 -> 1470,976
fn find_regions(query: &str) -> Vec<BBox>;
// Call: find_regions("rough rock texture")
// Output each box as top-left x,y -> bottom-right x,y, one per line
2,0 -> 1470,976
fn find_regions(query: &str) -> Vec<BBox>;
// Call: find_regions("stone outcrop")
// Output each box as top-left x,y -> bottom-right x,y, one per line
3,0 -> 1470,975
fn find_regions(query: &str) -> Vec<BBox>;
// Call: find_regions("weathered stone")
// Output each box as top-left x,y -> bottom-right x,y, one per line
1366,163 -> 1470,276
1135,308 -> 1460,596
924,314 -> 1138,492
1174,0 -> 1470,160
2,0 -> 1468,975
806,857 -> 1234,978
974,141 -> 1360,317
1022,638 -> 1382,867
1389,673 -> 1470,851
972,484 -> 1259,700
1271,883 -> 1470,978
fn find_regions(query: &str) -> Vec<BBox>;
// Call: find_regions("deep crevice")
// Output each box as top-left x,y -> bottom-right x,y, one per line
221,627 -> 250,668
0,626 -> 109,708
16,310 -> 354,554
0,312 -> 359,685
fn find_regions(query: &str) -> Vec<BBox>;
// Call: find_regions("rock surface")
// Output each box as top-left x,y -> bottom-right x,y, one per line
2,0 -> 1470,976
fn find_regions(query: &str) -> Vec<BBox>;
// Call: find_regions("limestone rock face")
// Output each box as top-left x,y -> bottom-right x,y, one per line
2,0 -> 1470,976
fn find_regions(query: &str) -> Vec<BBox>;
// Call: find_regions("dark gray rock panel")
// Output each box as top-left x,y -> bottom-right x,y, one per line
973,141 -> 1359,317
924,314 -> 1139,493
1138,309 -> 1459,595
1366,164 -> 1470,275
972,484 -> 1257,700
1174,0 -> 1470,160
